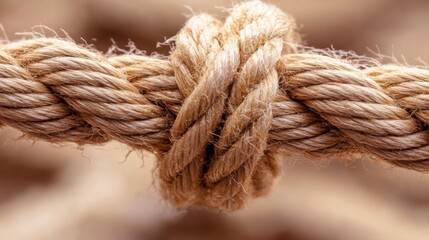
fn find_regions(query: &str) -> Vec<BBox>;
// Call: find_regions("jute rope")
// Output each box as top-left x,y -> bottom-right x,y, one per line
1,1 -> 429,210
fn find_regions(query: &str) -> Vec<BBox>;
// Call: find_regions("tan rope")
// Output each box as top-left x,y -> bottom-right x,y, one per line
1,1 -> 429,210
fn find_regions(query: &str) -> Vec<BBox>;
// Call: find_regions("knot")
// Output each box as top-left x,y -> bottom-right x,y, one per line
159,1 -> 297,210
1,1 -> 429,212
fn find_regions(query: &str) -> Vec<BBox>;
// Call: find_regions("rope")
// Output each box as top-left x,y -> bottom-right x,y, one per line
1,1 -> 429,211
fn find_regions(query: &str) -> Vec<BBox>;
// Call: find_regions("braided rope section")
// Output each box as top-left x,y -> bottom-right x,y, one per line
1,1 -> 429,210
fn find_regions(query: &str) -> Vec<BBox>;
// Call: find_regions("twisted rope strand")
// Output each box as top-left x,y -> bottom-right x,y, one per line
1,1 -> 429,210
202,1 -> 291,209
161,14 -> 224,205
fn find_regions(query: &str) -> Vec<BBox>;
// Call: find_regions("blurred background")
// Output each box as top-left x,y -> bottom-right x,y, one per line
1,0 -> 429,239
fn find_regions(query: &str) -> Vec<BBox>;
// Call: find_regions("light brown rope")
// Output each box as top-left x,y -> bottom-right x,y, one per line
1,1 -> 429,210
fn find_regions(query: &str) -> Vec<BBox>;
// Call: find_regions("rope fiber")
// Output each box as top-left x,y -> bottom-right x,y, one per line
1,1 -> 429,210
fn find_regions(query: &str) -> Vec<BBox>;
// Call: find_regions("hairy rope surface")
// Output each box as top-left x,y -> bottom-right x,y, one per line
1,1 -> 429,210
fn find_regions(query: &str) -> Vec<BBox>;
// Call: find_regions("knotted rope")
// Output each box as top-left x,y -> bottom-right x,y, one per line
1,1 -> 429,210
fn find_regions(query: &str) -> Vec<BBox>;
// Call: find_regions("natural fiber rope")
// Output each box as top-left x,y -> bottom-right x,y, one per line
1,1 -> 429,210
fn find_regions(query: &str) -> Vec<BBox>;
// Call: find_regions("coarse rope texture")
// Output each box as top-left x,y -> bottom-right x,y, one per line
1,1 -> 429,211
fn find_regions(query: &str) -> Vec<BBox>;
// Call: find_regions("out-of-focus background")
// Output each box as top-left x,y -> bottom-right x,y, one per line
1,0 -> 429,239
